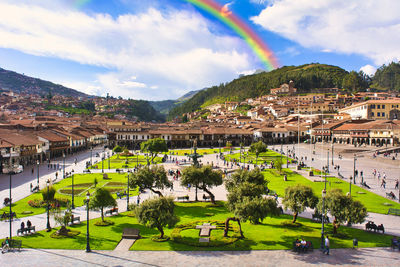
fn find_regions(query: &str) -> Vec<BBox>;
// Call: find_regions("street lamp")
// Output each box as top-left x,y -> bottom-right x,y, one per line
71,169 -> 75,209
218,139 -> 222,154
90,147 -> 93,166
353,154 -> 357,185
127,171 -> 131,211
108,152 -> 110,169
349,176 -> 353,196
321,188 -> 327,249
4,165 -> 23,241
101,152 -> 104,173
37,160 -> 40,189
331,142 -> 334,166
46,179 -> 51,232
286,146 -> 289,168
85,192 -> 91,253
63,152 -> 65,179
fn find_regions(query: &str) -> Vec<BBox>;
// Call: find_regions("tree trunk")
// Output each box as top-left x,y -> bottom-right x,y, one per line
101,207 -> 104,221
195,186 -> 198,202
292,212 -> 298,223
202,187 -> 215,204
158,226 -> 164,239
224,217 -> 244,238
333,217 -> 339,234
57,226 -> 70,236
150,188 -> 163,197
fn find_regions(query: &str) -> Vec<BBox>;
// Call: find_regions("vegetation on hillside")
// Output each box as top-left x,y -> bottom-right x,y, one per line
371,62 -> 400,91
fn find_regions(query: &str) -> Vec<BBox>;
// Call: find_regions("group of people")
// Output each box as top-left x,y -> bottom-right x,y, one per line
20,220 -> 32,231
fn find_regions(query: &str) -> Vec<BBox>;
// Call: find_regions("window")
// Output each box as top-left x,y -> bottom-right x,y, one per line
382,112 -> 385,117
377,105 -> 380,109
382,105 -> 385,109
371,112 -> 374,117
377,112 -> 380,117
371,104 -> 375,109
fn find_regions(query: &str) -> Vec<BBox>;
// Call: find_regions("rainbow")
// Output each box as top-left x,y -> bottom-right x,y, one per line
74,0 -> 279,70
185,0 -> 279,71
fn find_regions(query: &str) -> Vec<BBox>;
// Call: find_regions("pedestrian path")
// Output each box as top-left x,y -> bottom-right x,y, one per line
113,238 -> 136,251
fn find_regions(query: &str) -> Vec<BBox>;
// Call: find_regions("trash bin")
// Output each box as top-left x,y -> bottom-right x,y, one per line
353,238 -> 358,248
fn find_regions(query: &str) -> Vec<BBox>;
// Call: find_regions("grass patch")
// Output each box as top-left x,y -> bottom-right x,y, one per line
0,173 -> 139,218
90,154 -> 162,170
166,148 -> 238,156
263,168 -> 400,214
50,230 -> 81,239
1,202 -> 395,251
94,220 -> 115,226
225,149 -> 293,165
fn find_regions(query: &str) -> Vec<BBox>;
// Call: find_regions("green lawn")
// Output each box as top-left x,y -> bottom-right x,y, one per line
264,169 -> 400,214
0,173 -> 138,219
3,202 -> 393,251
225,150 -> 293,165
90,154 -> 162,170
167,148 -> 239,156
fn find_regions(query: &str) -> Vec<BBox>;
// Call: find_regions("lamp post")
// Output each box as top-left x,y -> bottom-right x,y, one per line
218,139 -> 222,154
5,165 -> 23,241
63,152 -> 65,179
108,152 -> 110,170
327,151 -> 330,173
37,160 -> 40,189
127,171 -> 131,211
90,147 -> 93,166
331,142 -> 334,166
353,154 -> 357,185
46,179 -> 51,232
101,152 -> 104,173
349,176 -> 353,196
71,169 -> 75,209
85,192 -> 91,253
321,188 -> 326,249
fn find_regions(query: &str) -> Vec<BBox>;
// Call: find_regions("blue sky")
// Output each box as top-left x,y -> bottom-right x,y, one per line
0,0 -> 398,100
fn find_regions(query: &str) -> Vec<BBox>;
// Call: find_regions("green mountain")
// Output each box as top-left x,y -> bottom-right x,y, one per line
168,63 -> 358,119
0,67 -> 88,97
371,62 -> 400,91
149,89 -> 202,115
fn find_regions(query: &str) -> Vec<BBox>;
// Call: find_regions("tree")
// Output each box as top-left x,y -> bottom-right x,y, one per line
135,196 -> 178,239
129,165 -> 171,197
113,145 -> 123,153
89,188 -> 117,222
180,165 -> 223,204
224,169 -> 279,236
322,188 -> 368,234
282,185 -> 318,223
250,141 -> 267,165
53,203 -> 72,235
140,138 -> 168,165
274,158 -> 283,174
42,186 -> 56,201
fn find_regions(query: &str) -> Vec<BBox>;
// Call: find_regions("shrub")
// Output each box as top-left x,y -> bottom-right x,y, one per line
42,186 -> 56,201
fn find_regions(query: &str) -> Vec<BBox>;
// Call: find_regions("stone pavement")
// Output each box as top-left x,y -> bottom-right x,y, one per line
1,247 -> 400,267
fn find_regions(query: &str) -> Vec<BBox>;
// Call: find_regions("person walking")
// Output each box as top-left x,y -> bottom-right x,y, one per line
395,179 -> 399,190
323,235 -> 330,255
137,195 -> 140,205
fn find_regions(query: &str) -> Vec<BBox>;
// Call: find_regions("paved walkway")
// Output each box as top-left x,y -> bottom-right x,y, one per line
1,247 -> 400,266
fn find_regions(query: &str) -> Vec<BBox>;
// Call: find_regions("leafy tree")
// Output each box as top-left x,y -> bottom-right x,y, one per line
53,204 -> 72,235
113,145 -> 123,153
140,138 -> 168,165
180,165 -> 223,203
322,188 -> 368,234
274,158 -> 283,174
250,141 -> 267,165
129,165 -> 171,197
342,71 -> 364,91
89,188 -> 117,222
135,196 -> 178,239
42,186 -> 56,201
224,169 -> 279,236
372,62 -> 400,91
282,185 -> 318,223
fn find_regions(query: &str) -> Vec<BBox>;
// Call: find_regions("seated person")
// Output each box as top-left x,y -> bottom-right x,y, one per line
300,238 -> 307,248
1,237 -> 10,254
390,192 -> 396,199
27,220 -> 32,228
20,221 -> 25,230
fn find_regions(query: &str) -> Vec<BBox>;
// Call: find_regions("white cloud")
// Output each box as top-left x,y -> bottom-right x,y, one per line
251,0 -> 400,66
360,64 -> 377,76
0,2 -> 254,100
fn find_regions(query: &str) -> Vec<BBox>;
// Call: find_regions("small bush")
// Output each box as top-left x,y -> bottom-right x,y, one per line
94,220 -> 115,226
42,186 -> 56,201
280,220 -> 303,228
151,235 -> 170,242
50,230 -> 80,239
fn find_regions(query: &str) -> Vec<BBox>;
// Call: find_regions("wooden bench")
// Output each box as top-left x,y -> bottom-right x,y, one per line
83,169 -> 91,173
122,228 -> 140,239
388,208 -> 400,216
17,226 -> 36,236
177,196 -> 189,202
1,212 -> 17,221
293,240 -> 313,253
69,216 -> 81,225
105,207 -> 119,216
202,194 -> 211,201
2,239 -> 22,252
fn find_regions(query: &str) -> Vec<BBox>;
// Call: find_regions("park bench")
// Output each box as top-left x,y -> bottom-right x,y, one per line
2,239 -> 22,252
17,226 -> 36,236
1,212 -> 17,221
386,192 -> 396,200
116,192 -> 128,199
391,238 -> 400,251
177,196 -> 189,202
311,213 -> 330,223
69,216 -> 81,225
202,194 -> 211,201
122,228 -> 140,239
388,208 -> 400,216
105,207 -> 119,216
83,169 -> 91,173
292,240 -> 313,253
